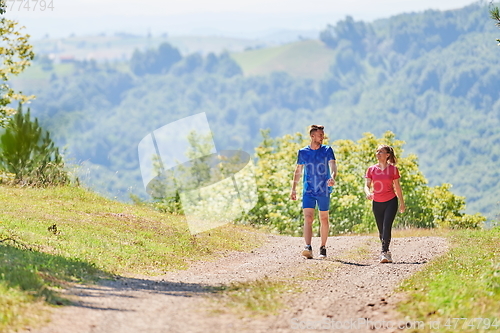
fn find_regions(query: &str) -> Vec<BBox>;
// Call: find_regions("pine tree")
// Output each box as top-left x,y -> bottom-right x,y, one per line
0,104 -> 69,185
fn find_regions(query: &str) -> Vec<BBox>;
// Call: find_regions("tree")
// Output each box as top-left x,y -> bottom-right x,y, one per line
246,130 -> 485,236
491,5 -> 500,44
0,1 -> 35,126
130,42 -> 181,76
0,104 -> 69,186
35,54 -> 53,71
170,53 -> 203,76
156,42 -> 182,72
319,16 -> 371,55
149,130 -> 214,215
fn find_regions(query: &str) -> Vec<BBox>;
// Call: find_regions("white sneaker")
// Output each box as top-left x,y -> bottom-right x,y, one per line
380,251 -> 392,263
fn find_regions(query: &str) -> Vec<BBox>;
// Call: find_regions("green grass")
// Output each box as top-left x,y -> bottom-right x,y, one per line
11,63 -> 76,92
211,277 -> 301,317
231,39 -> 336,79
397,228 -> 500,332
0,185 -> 266,332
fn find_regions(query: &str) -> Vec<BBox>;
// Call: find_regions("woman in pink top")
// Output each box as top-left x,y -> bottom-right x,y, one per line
364,145 -> 406,263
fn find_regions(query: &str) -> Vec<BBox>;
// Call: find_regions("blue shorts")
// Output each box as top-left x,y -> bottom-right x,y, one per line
302,195 -> 330,211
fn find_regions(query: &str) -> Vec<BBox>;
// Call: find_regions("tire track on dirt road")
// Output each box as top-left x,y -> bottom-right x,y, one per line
21,235 -> 448,333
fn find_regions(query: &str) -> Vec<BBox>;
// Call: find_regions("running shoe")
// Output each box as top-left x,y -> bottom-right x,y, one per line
302,245 -> 313,259
319,245 -> 327,259
380,251 -> 393,263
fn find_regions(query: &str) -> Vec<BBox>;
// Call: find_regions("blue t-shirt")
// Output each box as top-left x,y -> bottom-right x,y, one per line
297,145 -> 336,197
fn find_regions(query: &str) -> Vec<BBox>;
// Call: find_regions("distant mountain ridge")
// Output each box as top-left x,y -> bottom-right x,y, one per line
14,2 -> 500,219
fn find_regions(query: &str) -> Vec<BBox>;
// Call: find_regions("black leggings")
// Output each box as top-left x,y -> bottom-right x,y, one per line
372,196 -> 398,252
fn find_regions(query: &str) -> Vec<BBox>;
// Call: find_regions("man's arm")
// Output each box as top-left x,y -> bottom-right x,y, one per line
327,159 -> 337,186
290,164 -> 303,200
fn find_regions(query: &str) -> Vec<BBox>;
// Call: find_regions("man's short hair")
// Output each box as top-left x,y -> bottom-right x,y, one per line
309,124 -> 324,135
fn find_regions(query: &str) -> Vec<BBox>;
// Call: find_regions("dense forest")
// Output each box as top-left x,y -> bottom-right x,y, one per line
20,2 -> 500,219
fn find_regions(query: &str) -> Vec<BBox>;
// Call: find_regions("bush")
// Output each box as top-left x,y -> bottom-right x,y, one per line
0,104 -> 69,186
246,130 -> 485,235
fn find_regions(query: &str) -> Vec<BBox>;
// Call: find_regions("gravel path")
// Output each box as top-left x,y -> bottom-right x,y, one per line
22,234 -> 448,333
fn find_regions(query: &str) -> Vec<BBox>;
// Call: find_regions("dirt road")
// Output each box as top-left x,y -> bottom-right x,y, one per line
22,234 -> 448,333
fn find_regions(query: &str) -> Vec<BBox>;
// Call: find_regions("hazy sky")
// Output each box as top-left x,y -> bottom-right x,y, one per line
8,0 -> 480,39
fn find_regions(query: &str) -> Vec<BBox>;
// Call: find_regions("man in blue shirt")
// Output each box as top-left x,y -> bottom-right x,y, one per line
290,125 -> 337,259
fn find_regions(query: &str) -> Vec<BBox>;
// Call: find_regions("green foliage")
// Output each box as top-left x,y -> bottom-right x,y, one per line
429,184 -> 486,229
170,52 -> 242,78
398,228 -> 500,331
246,129 -> 304,235
0,0 -> 35,124
33,54 -> 53,71
491,5 -> 500,44
0,104 -> 69,186
320,16 -> 372,55
149,130 -> 257,231
247,131 -> 485,236
129,42 -> 241,78
149,130 -> 215,215
130,42 -> 182,76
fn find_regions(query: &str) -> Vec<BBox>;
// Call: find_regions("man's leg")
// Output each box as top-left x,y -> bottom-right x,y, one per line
319,210 -> 329,247
303,208 -> 315,245
316,196 -> 330,258
316,196 -> 330,247
301,207 -> 315,259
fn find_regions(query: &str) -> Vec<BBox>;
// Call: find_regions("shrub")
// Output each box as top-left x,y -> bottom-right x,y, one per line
0,104 -> 69,186
246,130 -> 485,235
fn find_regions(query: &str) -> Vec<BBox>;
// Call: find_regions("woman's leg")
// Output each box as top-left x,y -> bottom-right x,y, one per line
381,197 -> 398,252
372,201 -> 385,244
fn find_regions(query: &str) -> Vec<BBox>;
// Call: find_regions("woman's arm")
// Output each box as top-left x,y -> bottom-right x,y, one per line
393,178 -> 406,213
364,178 -> 373,200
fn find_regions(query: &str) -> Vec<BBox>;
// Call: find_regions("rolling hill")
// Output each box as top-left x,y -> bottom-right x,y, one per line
7,2 -> 500,221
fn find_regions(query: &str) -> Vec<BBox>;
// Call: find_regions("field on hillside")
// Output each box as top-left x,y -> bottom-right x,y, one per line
231,39 -> 335,79
29,34 -> 267,62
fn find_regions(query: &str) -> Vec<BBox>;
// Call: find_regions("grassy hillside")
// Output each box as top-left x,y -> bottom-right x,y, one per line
29,34 -> 265,63
0,185 -> 265,332
231,39 -> 336,79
